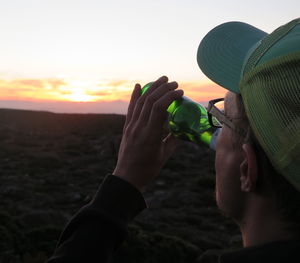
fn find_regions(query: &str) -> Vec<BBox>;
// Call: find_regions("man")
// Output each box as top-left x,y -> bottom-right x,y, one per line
48,18 -> 300,262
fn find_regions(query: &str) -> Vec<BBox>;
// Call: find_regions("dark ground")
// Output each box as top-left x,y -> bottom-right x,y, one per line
0,108 -> 241,263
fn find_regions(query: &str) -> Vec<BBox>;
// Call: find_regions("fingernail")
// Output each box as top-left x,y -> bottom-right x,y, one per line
169,81 -> 178,87
158,76 -> 168,82
176,89 -> 184,96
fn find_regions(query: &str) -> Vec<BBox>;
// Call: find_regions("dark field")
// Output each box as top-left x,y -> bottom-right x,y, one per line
0,108 -> 241,263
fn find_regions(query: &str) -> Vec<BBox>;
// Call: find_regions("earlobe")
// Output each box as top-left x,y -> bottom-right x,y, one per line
240,143 -> 258,192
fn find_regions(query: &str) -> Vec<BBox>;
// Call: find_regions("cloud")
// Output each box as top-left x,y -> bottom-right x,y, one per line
0,77 -> 227,113
0,78 -> 68,101
0,77 -> 136,103
178,81 -> 226,102
13,79 -> 44,89
46,79 -> 67,90
98,79 -> 130,87
86,91 -> 111,96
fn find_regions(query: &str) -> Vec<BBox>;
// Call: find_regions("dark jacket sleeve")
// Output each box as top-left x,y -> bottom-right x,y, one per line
47,174 -> 147,263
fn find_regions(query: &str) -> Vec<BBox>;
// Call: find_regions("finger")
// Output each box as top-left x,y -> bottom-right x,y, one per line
162,132 -> 173,143
149,89 -> 184,131
142,76 -> 169,97
138,82 -> 178,125
162,133 -> 180,164
124,83 -> 141,131
130,76 -> 168,125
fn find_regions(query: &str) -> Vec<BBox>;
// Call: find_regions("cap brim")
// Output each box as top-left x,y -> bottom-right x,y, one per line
197,22 -> 268,93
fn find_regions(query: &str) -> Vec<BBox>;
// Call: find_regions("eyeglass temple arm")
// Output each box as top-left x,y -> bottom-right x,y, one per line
209,107 -> 236,130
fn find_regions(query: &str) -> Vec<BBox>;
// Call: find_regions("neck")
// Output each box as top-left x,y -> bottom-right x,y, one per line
238,195 -> 293,247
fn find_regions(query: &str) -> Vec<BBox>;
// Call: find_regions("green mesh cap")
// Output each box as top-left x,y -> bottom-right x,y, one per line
197,18 -> 300,191
241,53 -> 300,191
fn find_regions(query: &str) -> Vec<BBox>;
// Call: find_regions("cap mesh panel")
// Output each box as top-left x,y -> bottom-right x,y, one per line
244,18 -> 300,75
240,53 -> 300,191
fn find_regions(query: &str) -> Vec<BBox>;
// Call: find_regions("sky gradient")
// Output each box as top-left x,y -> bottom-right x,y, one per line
1,0 -> 299,114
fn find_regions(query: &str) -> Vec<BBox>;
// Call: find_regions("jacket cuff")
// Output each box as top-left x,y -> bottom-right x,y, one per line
89,174 -> 147,224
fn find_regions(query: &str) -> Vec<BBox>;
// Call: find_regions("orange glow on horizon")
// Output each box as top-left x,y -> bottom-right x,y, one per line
178,81 -> 227,102
0,78 -> 226,109
0,78 -> 134,103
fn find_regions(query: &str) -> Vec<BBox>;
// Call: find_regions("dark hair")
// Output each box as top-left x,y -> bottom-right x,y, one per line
235,94 -> 300,236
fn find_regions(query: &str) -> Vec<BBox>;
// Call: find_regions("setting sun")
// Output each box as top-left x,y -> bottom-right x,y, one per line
57,80 -> 101,102
64,88 -> 96,102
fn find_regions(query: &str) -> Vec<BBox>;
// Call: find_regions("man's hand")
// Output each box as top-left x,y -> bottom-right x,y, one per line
113,76 -> 184,192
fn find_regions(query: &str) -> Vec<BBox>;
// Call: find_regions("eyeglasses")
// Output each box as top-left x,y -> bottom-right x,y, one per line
207,98 -> 247,138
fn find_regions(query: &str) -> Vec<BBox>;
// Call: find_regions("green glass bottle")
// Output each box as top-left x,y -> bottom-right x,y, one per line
141,82 -> 218,148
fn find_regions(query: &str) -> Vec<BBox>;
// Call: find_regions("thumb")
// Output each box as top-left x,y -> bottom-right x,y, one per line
161,133 -> 181,164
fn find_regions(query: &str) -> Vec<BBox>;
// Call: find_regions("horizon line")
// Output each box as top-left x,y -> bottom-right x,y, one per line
0,99 -> 210,115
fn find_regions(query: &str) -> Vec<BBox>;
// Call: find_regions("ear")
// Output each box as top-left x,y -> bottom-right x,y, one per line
240,143 -> 258,192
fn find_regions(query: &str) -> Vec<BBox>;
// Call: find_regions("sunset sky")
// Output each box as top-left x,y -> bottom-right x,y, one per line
0,0 -> 299,114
